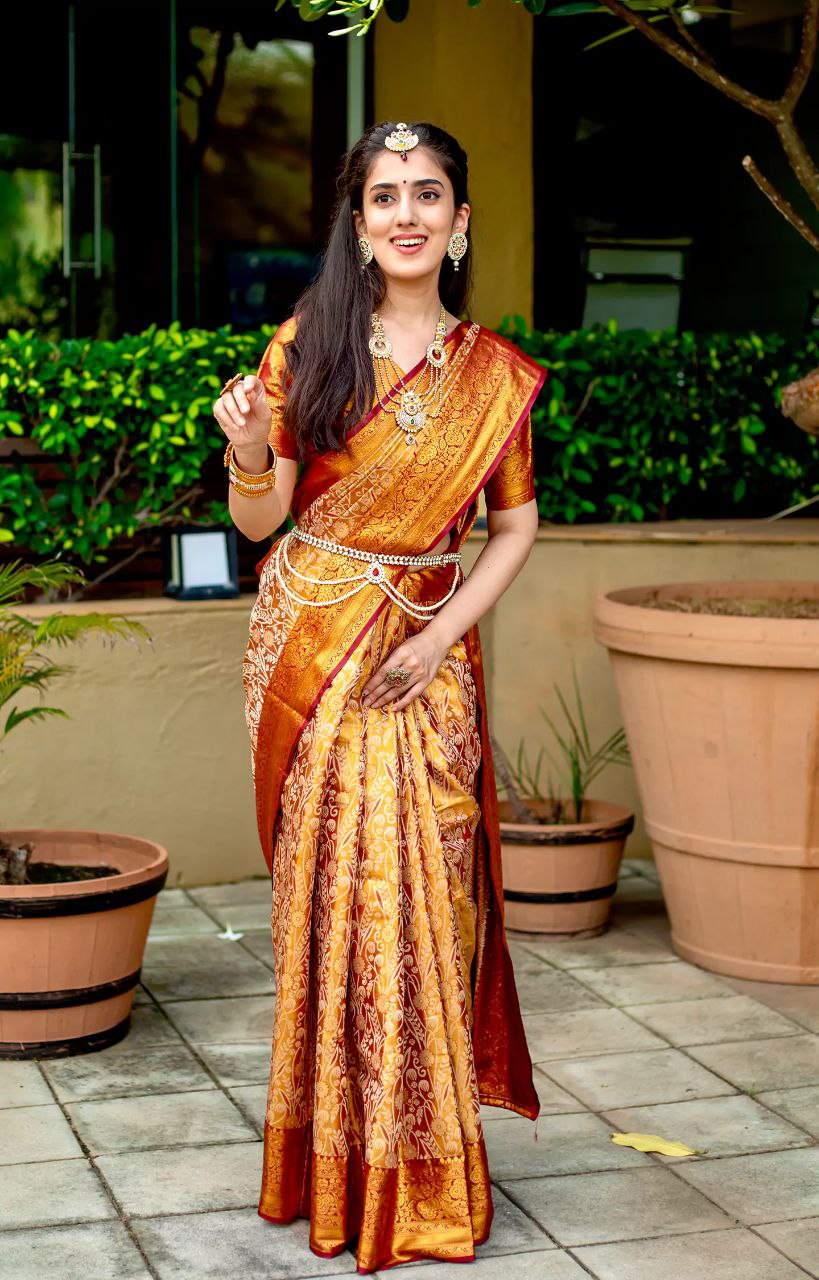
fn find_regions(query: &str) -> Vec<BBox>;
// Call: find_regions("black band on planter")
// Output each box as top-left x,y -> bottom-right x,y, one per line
503,881 -> 618,904
500,816 -> 635,846
0,869 -> 168,918
0,1013 -> 133,1060
0,967 -> 142,1010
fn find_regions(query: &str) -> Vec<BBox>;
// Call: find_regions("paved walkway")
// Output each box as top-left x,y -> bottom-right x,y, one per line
1,860 -> 817,1278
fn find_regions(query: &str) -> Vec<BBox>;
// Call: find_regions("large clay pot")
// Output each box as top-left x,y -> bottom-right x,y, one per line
594,580 -> 819,983
0,829 -> 168,1058
500,799 -> 634,937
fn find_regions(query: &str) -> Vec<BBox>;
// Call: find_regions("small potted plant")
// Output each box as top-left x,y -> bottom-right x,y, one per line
494,665 -> 634,938
0,559 -> 167,1060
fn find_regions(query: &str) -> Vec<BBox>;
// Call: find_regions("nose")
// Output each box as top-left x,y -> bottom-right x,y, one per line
394,192 -> 418,226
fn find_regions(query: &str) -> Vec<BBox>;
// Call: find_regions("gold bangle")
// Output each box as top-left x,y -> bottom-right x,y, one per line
228,461 -> 276,486
228,475 -> 276,499
223,439 -> 277,483
228,467 -> 276,494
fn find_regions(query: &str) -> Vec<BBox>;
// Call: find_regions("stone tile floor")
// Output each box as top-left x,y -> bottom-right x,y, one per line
2,859 -> 818,1279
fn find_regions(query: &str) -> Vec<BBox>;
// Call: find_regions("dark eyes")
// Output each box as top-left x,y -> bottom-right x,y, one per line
374,191 -> 439,204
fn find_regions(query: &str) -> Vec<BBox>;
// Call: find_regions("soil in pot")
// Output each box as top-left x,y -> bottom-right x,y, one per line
639,592 -> 819,619
23,861 -> 122,883
1,839 -> 121,885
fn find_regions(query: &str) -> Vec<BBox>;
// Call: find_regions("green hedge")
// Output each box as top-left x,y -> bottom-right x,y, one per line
500,316 -> 819,522
0,322 -> 277,563
1,319 -> 818,575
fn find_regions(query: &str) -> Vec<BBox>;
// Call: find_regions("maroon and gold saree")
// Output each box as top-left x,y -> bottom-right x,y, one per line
241,314 -> 546,1273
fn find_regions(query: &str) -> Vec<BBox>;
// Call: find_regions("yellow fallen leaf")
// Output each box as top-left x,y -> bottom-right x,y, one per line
610,1131 -> 703,1157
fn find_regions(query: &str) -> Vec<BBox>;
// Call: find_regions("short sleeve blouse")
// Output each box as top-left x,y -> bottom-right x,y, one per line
257,315 -> 299,461
483,415 -> 535,510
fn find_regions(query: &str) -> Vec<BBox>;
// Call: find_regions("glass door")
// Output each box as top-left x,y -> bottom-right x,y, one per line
0,2 -> 111,339
173,1 -> 353,332
0,1 -> 362,341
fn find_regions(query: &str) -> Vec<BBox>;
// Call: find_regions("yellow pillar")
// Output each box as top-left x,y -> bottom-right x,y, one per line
374,0 -> 534,329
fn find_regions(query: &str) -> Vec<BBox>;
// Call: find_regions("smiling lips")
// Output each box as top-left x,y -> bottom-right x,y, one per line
391,236 -> 428,253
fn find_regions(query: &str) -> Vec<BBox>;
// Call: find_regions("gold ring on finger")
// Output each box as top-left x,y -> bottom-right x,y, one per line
220,372 -> 244,396
385,666 -> 412,689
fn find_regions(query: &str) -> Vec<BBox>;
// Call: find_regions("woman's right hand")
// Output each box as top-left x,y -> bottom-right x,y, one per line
213,375 -> 273,451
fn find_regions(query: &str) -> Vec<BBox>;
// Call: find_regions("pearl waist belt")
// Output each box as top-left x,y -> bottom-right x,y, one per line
271,526 -> 463,621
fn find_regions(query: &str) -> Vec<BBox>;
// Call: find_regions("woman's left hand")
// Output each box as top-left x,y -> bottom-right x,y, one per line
361,628 -> 452,712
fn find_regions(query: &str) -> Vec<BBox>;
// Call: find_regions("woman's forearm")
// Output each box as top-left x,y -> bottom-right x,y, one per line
361,501 -> 538,712
425,501 -> 539,649
227,444 -> 294,542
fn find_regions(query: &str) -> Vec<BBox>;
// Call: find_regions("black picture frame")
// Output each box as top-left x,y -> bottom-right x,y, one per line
162,524 -> 240,600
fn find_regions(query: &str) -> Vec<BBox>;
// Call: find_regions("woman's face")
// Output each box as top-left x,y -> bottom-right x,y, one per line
353,145 -> 469,283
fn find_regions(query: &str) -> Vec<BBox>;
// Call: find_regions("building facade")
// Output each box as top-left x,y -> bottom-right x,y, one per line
1,0 -> 816,341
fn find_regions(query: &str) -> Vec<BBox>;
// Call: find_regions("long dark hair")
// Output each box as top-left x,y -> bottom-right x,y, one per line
281,121 -> 473,457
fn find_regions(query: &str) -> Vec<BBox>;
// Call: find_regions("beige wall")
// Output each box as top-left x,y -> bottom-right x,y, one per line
374,0 -> 535,329
6,521 -> 819,885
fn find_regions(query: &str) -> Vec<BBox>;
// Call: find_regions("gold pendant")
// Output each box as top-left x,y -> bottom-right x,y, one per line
398,390 -> 426,445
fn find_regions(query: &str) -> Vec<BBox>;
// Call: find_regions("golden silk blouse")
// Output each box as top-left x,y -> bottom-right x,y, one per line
258,315 -> 535,513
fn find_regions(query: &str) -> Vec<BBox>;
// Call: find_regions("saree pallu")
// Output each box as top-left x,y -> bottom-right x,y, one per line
242,318 -> 547,1273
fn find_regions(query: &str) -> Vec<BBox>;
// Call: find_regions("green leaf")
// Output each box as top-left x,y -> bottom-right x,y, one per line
584,12 -> 671,49
299,0 -> 337,19
549,1 -> 605,11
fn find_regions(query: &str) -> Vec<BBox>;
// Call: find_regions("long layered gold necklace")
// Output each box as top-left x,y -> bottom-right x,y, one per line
369,304 -> 450,447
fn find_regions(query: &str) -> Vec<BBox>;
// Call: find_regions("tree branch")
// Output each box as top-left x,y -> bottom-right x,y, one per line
78,538 -> 156,595
742,156 -> 819,252
668,7 -> 718,69
597,0 -> 819,215
89,440 -> 130,511
782,0 -> 819,112
773,112 -> 819,212
595,0 -> 779,121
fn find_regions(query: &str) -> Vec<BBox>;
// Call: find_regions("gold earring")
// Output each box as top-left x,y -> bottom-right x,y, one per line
447,231 -> 468,272
358,236 -> 373,270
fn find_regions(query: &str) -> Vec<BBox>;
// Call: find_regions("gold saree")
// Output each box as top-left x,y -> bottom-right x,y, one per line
242,315 -> 547,1273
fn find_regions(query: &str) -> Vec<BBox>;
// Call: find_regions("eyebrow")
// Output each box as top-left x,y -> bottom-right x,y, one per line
368,178 -> 444,191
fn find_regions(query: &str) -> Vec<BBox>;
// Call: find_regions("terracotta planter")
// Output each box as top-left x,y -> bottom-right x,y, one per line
500,799 -> 634,938
0,829 -> 168,1058
594,580 -> 819,983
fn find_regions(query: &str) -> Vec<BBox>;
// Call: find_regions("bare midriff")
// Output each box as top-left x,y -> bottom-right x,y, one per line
428,530 -> 455,556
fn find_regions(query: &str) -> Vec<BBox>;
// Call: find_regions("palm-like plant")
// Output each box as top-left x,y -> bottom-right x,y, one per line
493,661 -> 631,824
0,559 -> 151,884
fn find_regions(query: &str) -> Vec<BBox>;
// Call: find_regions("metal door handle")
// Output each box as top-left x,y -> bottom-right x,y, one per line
93,144 -> 101,279
62,141 -> 71,279
61,141 -> 102,278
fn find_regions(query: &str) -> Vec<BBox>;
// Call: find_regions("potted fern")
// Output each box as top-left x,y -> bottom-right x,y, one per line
0,559 -> 168,1059
494,665 -> 634,938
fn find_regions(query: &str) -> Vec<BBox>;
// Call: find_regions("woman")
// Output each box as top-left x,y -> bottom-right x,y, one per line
213,121 -> 546,1274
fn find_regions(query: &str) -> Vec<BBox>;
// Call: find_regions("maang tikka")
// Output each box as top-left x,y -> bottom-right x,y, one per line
384,122 -> 418,160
